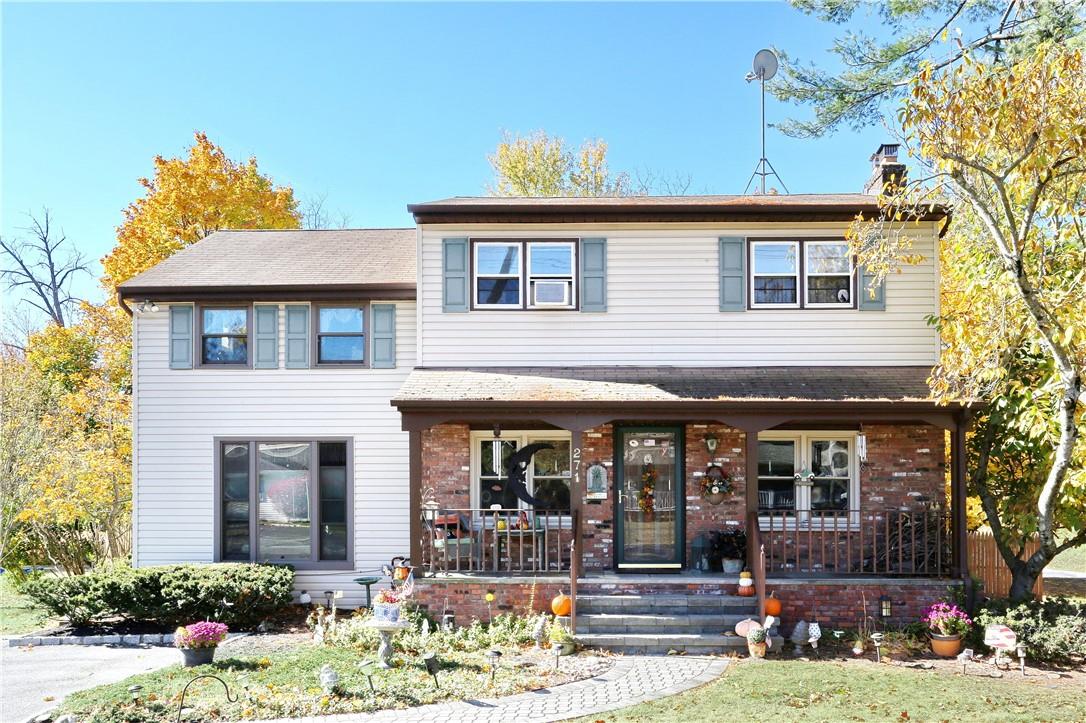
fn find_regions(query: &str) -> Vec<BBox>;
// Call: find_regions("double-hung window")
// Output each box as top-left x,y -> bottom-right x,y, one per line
218,439 -> 351,567
201,308 -> 249,364
471,431 -> 572,516
757,432 -> 858,527
750,240 -> 854,309
316,306 -> 366,364
472,240 -> 577,310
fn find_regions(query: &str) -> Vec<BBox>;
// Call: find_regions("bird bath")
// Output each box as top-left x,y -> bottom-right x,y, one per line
364,619 -> 412,668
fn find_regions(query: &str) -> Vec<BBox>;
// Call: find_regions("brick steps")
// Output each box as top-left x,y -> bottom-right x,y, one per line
578,612 -> 753,634
576,593 -> 755,614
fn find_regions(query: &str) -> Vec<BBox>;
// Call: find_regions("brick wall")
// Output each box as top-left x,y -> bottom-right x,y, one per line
684,424 -> 747,566
580,426 -> 615,571
421,423 -> 471,508
767,580 -> 961,629
861,423 -> 946,510
413,579 -> 566,623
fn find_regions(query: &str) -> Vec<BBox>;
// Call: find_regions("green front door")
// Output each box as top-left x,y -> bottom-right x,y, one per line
614,426 -> 684,571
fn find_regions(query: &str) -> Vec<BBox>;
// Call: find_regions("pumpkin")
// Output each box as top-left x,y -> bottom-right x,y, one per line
737,584 -> 755,597
764,593 -> 782,617
551,592 -> 572,617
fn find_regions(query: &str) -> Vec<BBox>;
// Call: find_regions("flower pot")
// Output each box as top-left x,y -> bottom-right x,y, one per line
722,558 -> 743,574
373,602 -> 401,622
929,632 -> 963,657
180,647 -> 216,667
704,492 -> 727,506
747,640 -> 767,658
552,641 -> 575,656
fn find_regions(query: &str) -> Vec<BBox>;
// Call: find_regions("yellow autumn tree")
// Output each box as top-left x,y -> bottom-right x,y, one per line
102,131 -> 300,290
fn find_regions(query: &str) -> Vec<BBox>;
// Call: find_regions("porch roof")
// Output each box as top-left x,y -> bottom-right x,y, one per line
393,366 -> 943,407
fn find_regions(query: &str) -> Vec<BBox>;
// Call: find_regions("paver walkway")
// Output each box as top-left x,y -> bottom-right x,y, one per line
253,655 -> 728,723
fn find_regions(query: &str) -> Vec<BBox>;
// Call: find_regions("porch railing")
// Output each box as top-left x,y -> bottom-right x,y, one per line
420,507 -> 572,575
759,505 -> 951,577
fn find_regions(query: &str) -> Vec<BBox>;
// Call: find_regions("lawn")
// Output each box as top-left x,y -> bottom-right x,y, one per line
59,641 -> 607,722
0,574 -> 52,635
584,659 -> 1086,723
1050,534 -> 1086,573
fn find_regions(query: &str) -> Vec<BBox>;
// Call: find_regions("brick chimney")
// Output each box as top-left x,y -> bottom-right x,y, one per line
863,143 -> 907,196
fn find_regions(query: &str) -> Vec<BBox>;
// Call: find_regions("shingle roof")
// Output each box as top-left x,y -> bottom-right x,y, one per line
118,228 -> 416,297
393,366 -> 940,405
410,194 -> 880,210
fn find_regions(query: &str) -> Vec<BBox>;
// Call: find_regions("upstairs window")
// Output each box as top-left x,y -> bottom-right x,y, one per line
316,306 -> 366,364
805,242 -> 853,307
749,240 -> 854,309
751,242 -> 799,307
472,240 -> 577,310
201,308 -> 248,364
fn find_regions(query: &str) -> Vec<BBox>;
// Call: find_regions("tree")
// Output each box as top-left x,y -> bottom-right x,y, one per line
0,209 -> 90,328
487,130 -> 632,197
851,44 -> 1085,599
773,1 -> 1086,137
101,131 -> 301,290
301,193 -> 352,230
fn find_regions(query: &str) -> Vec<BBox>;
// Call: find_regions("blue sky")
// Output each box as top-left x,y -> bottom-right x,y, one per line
2,1 -> 893,306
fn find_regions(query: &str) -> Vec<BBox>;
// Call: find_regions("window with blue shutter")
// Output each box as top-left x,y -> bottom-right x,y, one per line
169,305 -> 193,369
579,238 -> 607,312
371,304 -> 396,368
719,237 -> 747,311
442,238 -> 469,312
284,304 -> 310,368
858,264 -> 886,310
254,305 -> 279,369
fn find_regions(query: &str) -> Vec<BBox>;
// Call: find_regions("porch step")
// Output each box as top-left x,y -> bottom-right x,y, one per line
575,632 -> 785,655
578,612 -> 753,634
576,594 -> 756,615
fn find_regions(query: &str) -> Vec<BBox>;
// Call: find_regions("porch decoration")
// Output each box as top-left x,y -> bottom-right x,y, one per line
586,462 -> 609,500
319,664 -> 340,695
717,528 -> 747,573
174,621 -> 228,667
551,591 -> 572,617
764,592 -> 782,618
700,465 -> 734,505
549,621 -> 575,655
737,570 -> 755,597
790,620 -> 809,657
638,461 -> 657,514
504,442 -> 555,506
746,626 -> 768,658
921,601 -> 972,657
373,588 -> 404,622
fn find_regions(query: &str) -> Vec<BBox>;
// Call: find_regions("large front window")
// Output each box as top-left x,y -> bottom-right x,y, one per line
471,432 -> 571,514
758,432 -> 858,525
473,240 -> 576,309
218,439 -> 351,566
202,308 -> 248,364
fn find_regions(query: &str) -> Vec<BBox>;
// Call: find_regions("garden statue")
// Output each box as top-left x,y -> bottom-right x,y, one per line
790,620 -> 809,657
533,616 -> 548,649
319,664 -> 339,694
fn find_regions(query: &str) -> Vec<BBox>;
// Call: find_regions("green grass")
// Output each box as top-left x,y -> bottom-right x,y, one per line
60,643 -> 580,722
584,659 -> 1086,723
0,574 -> 52,635
1050,536 -> 1086,573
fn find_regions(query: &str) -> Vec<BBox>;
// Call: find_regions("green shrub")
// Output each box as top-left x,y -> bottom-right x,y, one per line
319,608 -> 546,654
21,563 -> 294,629
972,596 -> 1086,664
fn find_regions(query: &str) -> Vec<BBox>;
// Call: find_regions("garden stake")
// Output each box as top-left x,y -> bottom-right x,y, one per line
175,675 -> 237,723
358,660 -> 376,696
423,652 -> 440,689
485,649 -> 502,685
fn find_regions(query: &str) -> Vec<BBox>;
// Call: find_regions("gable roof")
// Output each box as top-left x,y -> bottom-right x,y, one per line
407,194 -> 949,225
117,228 -> 416,302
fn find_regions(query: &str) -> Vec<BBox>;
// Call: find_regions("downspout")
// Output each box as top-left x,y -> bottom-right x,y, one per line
116,289 -> 133,316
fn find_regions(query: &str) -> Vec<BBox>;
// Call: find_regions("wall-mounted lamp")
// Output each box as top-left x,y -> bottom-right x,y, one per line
136,300 -> 159,313
879,594 -> 892,618
493,424 -> 502,438
703,434 -> 719,454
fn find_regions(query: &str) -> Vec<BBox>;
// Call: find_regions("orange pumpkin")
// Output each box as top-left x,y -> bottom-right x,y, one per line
551,592 -> 572,617
764,593 -> 782,617
737,584 -> 755,597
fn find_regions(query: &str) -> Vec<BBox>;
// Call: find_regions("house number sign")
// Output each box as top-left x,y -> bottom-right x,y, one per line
585,461 -> 608,500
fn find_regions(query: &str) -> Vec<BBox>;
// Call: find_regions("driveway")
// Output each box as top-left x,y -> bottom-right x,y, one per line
0,643 -> 177,723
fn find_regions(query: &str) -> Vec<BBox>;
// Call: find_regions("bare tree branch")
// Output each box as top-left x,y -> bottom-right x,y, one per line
0,209 -> 90,328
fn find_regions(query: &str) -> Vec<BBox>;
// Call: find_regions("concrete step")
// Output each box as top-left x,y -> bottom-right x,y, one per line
575,632 -> 785,655
577,594 -> 757,615
578,612 -> 755,634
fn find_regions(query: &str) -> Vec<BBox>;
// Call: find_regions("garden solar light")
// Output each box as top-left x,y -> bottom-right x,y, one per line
1016,643 -> 1027,675
128,684 -> 143,702
870,632 -> 884,663
323,590 -> 334,608
552,644 -> 562,670
485,649 -> 502,684
423,652 -> 440,688
358,660 -> 376,695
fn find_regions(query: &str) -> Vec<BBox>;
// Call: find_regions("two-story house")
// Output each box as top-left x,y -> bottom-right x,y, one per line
119,146 -> 971,652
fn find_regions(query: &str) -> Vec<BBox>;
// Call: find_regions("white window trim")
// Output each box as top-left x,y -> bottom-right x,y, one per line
527,241 -> 576,310
757,430 -> 860,530
468,430 -> 572,526
473,241 -> 524,309
804,241 -> 855,308
750,240 -> 801,309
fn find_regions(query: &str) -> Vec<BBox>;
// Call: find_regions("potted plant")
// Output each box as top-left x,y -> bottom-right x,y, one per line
921,602 -> 972,657
174,621 -> 228,667
549,620 -> 575,655
373,588 -> 403,622
700,465 -> 734,506
716,528 -> 747,574
746,626 -> 768,658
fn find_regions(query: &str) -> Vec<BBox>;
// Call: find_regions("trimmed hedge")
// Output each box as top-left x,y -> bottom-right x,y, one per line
23,563 -> 294,628
972,596 -> 1086,664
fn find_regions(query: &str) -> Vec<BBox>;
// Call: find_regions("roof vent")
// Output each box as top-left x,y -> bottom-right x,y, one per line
863,143 -> 906,196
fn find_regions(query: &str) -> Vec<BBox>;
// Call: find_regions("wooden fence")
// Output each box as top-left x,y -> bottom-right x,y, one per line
967,530 -> 1043,599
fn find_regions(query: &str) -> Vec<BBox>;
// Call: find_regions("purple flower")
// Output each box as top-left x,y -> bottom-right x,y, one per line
921,602 -> 972,636
175,621 -> 229,649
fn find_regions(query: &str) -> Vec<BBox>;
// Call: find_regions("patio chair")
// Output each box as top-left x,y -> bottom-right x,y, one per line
425,513 -> 475,571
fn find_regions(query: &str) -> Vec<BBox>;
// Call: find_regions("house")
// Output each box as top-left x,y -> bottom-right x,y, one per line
119,146 -> 971,652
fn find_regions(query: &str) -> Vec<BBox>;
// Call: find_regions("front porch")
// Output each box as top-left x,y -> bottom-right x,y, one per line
394,366 -> 972,627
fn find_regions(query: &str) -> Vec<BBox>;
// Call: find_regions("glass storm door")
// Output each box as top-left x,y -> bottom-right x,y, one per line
614,426 -> 684,570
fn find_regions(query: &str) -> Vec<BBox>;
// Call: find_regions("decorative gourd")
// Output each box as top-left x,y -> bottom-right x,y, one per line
764,592 -> 782,617
737,584 -> 756,597
739,571 -> 752,579
551,592 -> 572,617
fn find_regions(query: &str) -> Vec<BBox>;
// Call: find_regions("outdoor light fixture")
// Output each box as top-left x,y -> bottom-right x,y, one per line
358,660 -> 376,696
422,652 -> 441,688
136,300 -> 160,314
703,434 -> 719,454
484,649 -> 502,684
857,430 -> 868,463
128,685 -> 143,703
552,644 -> 562,670
493,423 -> 502,438
323,590 -> 334,608
879,595 -> 892,618
870,632 -> 884,664
1016,643 -> 1027,676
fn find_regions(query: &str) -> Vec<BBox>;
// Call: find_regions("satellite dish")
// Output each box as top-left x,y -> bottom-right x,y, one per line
752,49 -> 778,81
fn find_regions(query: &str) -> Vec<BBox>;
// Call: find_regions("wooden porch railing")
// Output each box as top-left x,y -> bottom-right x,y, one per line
759,505 -> 951,577
420,507 -> 573,575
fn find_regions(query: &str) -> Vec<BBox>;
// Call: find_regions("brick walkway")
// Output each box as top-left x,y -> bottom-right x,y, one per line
254,655 -> 728,723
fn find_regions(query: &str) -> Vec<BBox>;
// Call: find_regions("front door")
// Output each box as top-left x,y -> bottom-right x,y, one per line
614,426 -> 684,571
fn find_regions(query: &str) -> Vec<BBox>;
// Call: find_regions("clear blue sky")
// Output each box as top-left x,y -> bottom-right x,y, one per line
2,1 -> 892,307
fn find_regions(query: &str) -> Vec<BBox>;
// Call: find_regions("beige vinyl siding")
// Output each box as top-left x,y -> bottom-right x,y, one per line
419,223 -> 940,366
133,301 -> 416,607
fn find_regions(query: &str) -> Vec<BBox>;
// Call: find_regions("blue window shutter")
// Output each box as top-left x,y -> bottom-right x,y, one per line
169,305 -> 193,369
284,305 -> 310,368
579,238 -> 607,312
254,305 -> 279,368
371,304 -> 396,368
858,264 -> 886,310
719,237 -> 746,311
442,237 -> 469,312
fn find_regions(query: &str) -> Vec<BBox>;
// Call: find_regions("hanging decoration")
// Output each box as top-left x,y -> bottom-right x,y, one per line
639,461 -> 657,514
700,465 -> 734,504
